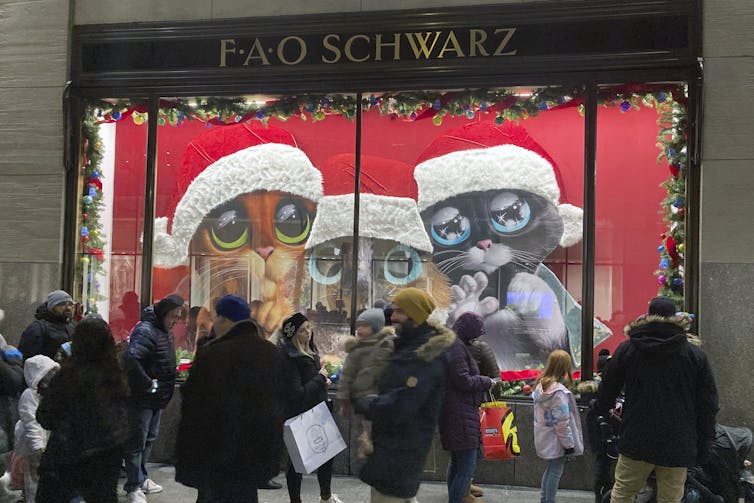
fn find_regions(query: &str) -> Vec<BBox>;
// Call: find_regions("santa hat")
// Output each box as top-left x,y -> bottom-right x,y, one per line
414,122 -> 583,247
305,153 -> 432,253
153,123 -> 323,267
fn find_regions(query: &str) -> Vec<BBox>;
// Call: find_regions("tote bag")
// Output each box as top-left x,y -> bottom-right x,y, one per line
479,400 -> 521,460
284,401 -> 347,474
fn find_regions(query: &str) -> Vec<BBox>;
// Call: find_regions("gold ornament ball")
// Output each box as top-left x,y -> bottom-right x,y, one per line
677,243 -> 685,253
89,297 -> 96,304
80,256 -> 90,264
92,230 -> 100,237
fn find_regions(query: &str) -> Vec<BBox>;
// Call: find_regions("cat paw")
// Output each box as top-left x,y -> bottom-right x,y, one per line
448,272 -> 499,323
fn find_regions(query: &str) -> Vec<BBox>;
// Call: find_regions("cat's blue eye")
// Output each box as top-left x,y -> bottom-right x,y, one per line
430,206 -> 471,246
489,192 -> 531,233
383,245 -> 422,285
210,209 -> 250,250
308,244 -> 342,285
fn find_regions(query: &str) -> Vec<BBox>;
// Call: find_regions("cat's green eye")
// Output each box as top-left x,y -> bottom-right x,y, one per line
210,209 -> 250,250
274,201 -> 312,245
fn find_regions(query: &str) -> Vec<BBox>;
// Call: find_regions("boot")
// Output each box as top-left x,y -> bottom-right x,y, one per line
469,482 -> 483,497
461,494 -> 481,503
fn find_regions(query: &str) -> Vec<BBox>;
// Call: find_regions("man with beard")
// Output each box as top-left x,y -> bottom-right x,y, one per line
18,290 -> 75,360
355,288 -> 455,503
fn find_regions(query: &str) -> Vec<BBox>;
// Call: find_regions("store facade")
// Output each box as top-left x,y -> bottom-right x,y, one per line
66,1 -> 701,379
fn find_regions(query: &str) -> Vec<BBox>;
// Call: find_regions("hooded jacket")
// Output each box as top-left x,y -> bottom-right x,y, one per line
596,315 -> 718,467
358,322 -> 455,499
14,355 -> 59,456
124,305 -> 177,409
18,304 -> 74,360
336,327 -> 395,400
533,382 -> 584,460
438,327 -> 493,452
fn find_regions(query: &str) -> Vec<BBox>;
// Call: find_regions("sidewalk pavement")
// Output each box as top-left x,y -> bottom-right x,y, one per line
123,463 -> 594,502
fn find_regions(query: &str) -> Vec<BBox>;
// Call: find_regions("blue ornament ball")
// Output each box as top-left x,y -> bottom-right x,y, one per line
659,258 -> 669,269
80,226 -> 89,237
673,197 -> 684,208
466,110 -> 475,119
321,97 -> 330,106
539,102 -> 549,111
480,102 -> 487,112
656,92 -> 667,103
111,111 -> 121,120
369,94 -> 377,106
433,99 -> 442,110
305,103 -> 314,112
329,374 -> 338,383
91,171 -> 100,180
671,277 -> 683,286
620,101 -> 631,112
668,147 -> 677,158
88,187 -> 97,197
657,245 -> 665,253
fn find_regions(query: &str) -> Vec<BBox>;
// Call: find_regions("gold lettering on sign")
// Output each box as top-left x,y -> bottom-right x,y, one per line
243,38 -> 271,66
345,34 -> 370,63
493,28 -> 517,56
219,39 -> 236,67
437,30 -> 464,58
375,33 -> 400,61
404,32 -> 442,59
469,29 -> 489,57
277,36 -> 307,65
322,34 -> 342,63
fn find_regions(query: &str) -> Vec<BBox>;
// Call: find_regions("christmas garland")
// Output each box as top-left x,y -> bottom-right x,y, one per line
79,85 -> 687,312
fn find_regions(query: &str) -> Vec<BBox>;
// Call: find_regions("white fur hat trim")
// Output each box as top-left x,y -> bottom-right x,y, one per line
306,193 -> 432,253
414,144 -> 583,247
153,143 -> 323,267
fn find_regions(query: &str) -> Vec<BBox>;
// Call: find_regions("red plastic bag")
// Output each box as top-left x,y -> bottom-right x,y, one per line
479,401 -> 521,460
8,451 -> 23,490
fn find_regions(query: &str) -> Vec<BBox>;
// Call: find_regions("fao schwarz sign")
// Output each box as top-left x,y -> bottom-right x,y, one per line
76,14 -> 689,76
218,28 -> 518,67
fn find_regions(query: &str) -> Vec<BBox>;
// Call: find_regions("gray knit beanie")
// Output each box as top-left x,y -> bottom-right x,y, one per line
356,308 -> 385,335
46,290 -> 73,309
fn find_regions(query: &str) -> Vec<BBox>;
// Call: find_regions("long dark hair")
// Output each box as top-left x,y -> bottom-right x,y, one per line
66,317 -> 128,396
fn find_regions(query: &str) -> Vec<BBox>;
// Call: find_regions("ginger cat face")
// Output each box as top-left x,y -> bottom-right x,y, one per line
190,191 -> 316,338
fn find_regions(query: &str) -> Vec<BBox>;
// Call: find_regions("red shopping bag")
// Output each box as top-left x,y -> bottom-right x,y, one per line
479,401 -> 521,460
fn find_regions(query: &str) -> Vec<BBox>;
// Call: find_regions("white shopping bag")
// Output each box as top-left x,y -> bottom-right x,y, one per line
284,401 -> 347,474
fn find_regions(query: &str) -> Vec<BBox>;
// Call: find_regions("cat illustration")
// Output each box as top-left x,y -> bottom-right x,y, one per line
414,122 -> 589,370
190,191 -> 316,338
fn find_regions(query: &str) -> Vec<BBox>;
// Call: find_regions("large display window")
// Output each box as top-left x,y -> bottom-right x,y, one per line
70,83 -> 689,375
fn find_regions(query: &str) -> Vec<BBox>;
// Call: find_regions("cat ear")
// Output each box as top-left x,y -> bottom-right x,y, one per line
558,203 -> 583,247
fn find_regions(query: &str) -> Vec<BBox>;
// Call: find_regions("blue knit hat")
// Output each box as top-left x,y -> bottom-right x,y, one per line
215,295 -> 250,322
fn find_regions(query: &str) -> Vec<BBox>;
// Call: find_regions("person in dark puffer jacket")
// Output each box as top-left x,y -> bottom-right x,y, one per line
596,296 -> 718,503
123,294 -> 184,503
439,313 -> 494,503
355,288 -> 455,503
18,291 -> 75,361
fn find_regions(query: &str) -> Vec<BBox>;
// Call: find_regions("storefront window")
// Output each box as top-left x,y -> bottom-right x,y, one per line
74,101 -> 148,342
594,84 -> 688,358
72,84 -> 689,374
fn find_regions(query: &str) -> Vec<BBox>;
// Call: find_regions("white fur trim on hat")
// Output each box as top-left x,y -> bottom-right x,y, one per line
306,193 -> 432,253
153,143 -> 323,267
414,144 -> 583,247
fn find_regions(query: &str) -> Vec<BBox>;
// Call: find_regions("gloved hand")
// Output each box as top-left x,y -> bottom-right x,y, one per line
353,394 -> 378,416
1,348 -> 22,362
564,447 -> 576,462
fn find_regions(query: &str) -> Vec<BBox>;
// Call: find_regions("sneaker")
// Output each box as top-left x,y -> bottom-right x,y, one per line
320,494 -> 344,503
127,489 -> 147,503
141,478 -> 163,494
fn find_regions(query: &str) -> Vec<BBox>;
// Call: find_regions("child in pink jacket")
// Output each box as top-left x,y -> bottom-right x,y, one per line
532,350 -> 584,503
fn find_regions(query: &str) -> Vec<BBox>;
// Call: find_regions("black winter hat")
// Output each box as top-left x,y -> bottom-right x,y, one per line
648,296 -> 676,317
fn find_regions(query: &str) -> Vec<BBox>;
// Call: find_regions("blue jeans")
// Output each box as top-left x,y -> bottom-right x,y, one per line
123,407 -> 162,493
541,456 -> 567,503
447,448 -> 479,503
199,484 -> 258,503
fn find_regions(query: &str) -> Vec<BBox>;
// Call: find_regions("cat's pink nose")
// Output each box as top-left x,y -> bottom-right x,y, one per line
476,239 -> 492,250
256,246 -> 274,260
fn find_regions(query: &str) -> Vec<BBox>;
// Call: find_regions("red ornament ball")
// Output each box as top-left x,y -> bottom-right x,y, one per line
81,235 -> 90,243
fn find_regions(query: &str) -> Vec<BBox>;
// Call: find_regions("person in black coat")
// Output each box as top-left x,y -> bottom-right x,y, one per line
275,312 -> 342,503
175,295 -> 286,503
18,291 -> 75,361
355,288 -> 455,502
122,294 -> 184,502
596,296 -> 718,503
35,317 -> 129,503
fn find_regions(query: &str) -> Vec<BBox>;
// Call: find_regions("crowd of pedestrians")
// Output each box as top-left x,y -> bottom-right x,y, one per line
0,288 -> 718,503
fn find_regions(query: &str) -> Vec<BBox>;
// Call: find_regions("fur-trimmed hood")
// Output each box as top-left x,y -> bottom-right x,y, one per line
623,314 -> 688,356
342,326 -> 396,353
415,323 -> 456,363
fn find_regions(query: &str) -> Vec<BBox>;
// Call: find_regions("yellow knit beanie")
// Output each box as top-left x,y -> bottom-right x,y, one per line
392,288 -> 436,325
